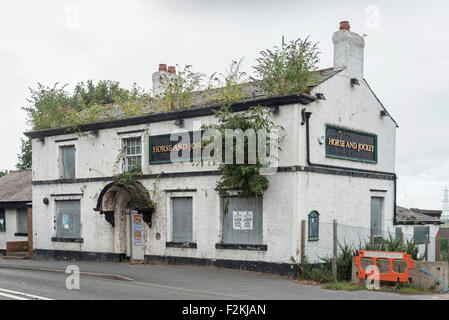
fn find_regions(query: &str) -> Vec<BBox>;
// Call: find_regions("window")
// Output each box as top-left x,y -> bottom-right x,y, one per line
17,208 -> 28,234
308,211 -> 319,241
221,197 -> 263,245
414,226 -> 430,244
124,138 -> 142,172
60,145 -> 76,179
395,227 -> 402,240
0,209 -> 5,231
370,197 -> 383,237
56,200 -> 81,239
171,197 -> 193,243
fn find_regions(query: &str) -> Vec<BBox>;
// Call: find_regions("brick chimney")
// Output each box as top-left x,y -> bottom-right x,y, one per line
152,63 -> 177,97
333,21 -> 365,79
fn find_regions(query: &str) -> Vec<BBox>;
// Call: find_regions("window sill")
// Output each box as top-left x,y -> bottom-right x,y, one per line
215,243 -> 267,251
166,242 -> 197,249
14,233 -> 28,237
51,237 -> 83,243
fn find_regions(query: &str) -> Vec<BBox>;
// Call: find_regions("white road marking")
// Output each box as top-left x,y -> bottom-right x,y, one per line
0,287 -> 53,300
0,292 -> 29,300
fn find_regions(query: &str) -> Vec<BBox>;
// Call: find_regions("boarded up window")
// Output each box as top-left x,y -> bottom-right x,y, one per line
370,197 -> 383,237
56,200 -> 81,239
0,209 -> 5,231
395,227 -> 402,240
222,197 -> 263,245
172,197 -> 193,242
60,146 -> 76,179
414,226 -> 430,244
17,208 -> 28,234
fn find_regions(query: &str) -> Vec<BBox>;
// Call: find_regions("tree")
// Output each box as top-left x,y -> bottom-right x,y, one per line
16,137 -> 32,170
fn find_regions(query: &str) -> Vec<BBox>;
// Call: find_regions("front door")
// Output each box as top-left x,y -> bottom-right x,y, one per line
130,211 -> 144,261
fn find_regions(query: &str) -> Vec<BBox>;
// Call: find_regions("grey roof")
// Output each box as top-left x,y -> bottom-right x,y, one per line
25,67 -> 345,138
396,206 -> 441,225
0,171 -> 32,203
105,67 -> 345,118
410,208 -> 442,218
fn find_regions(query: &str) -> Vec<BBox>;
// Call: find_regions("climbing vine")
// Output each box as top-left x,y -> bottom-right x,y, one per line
202,105 -> 284,201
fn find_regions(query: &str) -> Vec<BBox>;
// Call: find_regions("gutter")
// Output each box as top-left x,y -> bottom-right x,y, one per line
303,110 -> 398,225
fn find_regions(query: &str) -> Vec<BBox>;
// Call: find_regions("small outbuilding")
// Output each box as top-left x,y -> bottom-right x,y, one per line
0,171 -> 32,257
395,206 -> 442,261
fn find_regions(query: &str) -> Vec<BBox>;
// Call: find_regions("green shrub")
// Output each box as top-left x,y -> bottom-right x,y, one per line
301,236 -> 425,283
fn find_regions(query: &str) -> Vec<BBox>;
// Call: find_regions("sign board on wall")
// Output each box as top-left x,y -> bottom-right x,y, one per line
134,215 -> 142,246
232,211 -> 253,231
325,125 -> 377,163
149,131 -> 202,164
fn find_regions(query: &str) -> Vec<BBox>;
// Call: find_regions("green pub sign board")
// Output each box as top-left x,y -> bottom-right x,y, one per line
149,131 -> 202,164
325,125 -> 377,163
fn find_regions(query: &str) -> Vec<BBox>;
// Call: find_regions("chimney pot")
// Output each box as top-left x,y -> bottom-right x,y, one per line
159,64 -> 167,72
168,66 -> 176,74
339,21 -> 350,31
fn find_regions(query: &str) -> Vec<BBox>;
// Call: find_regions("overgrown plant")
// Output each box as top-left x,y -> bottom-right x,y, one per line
302,236 -> 425,283
23,81 -> 150,131
254,37 -> 320,95
154,65 -> 204,112
205,59 -> 247,106
202,106 -> 284,204
111,147 -> 143,185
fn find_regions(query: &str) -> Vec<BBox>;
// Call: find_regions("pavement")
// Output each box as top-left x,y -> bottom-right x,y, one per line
0,258 -> 447,300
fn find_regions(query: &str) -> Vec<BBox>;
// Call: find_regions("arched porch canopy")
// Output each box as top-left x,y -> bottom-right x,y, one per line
94,181 -> 154,227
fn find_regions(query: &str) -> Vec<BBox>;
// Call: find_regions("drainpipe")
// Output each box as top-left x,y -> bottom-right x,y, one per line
303,110 -> 398,225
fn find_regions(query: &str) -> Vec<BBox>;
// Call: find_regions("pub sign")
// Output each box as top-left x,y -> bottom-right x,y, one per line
149,131 -> 202,164
325,125 -> 377,163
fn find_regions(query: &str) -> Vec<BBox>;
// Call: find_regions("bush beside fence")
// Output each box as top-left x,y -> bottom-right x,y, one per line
300,220 -> 436,282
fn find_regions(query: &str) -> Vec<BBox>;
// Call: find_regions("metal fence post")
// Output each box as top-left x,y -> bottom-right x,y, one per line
425,234 -> 429,261
332,220 -> 337,282
300,220 -> 305,277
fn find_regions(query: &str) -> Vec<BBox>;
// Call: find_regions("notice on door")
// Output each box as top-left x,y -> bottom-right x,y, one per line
134,215 -> 143,246
63,214 -> 70,229
233,211 -> 253,231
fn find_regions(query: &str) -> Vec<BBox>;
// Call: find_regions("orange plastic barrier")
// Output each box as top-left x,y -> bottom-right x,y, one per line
354,250 -> 414,283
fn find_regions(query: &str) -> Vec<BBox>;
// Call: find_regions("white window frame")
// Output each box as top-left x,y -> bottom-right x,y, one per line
123,136 -> 142,172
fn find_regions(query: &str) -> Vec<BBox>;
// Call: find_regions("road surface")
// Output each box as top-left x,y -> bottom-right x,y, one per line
0,260 -> 445,300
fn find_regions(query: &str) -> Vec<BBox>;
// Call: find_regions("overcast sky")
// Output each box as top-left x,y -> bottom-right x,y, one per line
0,0 -> 448,209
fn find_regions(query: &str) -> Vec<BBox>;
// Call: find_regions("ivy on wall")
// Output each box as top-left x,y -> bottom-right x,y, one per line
202,105 -> 285,201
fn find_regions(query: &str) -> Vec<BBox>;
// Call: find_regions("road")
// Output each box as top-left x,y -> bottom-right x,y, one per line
0,260 -> 445,300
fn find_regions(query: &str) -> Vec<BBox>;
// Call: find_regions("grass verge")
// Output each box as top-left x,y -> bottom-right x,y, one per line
324,281 -> 364,291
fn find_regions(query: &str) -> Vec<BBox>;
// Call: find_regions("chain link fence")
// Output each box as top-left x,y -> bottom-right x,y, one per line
300,220 -> 437,281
